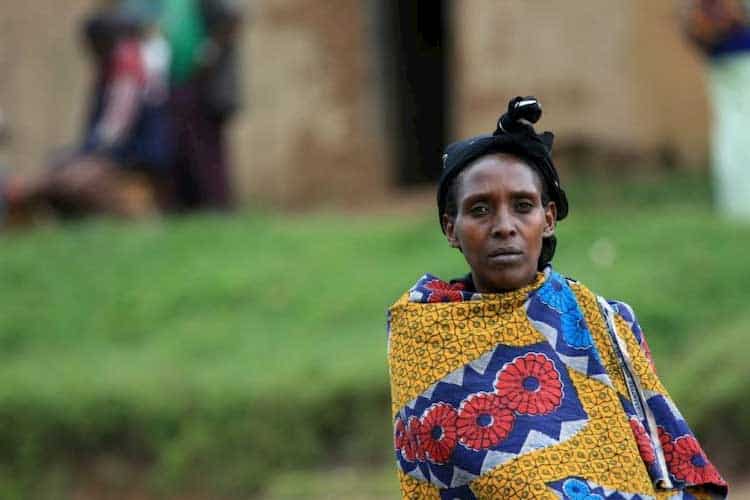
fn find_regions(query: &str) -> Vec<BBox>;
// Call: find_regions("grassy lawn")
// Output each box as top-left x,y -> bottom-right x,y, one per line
0,174 -> 748,497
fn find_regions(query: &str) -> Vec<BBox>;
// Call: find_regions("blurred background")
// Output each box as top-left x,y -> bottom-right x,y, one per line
0,0 -> 749,498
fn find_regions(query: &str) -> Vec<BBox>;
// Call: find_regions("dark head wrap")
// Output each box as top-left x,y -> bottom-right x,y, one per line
436,96 -> 569,270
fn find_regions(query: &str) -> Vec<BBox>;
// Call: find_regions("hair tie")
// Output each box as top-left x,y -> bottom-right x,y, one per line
495,96 -> 543,135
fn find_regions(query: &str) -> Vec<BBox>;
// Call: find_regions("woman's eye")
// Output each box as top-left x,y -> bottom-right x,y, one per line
516,201 -> 534,212
469,205 -> 489,216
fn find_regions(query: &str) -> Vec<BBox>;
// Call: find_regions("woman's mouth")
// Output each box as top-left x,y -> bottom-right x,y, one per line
488,248 -> 523,264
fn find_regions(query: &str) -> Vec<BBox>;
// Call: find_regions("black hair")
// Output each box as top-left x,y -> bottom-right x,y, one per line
81,8 -> 142,61
441,154 -> 558,271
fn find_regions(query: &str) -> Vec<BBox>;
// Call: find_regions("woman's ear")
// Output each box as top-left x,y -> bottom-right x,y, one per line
543,201 -> 557,238
442,214 -> 461,249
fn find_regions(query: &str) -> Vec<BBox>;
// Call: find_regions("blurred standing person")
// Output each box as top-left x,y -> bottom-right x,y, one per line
683,0 -> 750,219
163,0 -> 244,211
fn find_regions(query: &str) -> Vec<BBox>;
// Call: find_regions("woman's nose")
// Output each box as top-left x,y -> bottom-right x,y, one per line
490,208 -> 516,237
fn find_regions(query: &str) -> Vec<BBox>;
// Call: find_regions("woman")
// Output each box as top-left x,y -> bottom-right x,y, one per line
387,97 -> 727,499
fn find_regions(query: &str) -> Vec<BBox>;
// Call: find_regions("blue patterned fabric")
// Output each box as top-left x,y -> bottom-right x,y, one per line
548,476 -> 658,500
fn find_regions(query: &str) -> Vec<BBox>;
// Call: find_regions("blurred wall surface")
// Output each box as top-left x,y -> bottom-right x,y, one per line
453,0 -> 710,167
1,1 -> 710,208
232,0 -> 388,207
0,0 -> 94,174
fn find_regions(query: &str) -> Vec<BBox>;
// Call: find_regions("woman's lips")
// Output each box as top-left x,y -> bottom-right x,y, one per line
487,248 -> 523,264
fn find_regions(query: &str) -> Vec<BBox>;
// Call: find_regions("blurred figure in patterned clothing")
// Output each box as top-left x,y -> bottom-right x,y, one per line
0,4 -> 173,225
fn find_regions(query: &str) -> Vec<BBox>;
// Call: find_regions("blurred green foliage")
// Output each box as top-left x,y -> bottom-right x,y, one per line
0,173 -> 748,498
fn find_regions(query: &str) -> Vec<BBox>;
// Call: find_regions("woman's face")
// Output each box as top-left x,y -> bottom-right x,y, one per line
443,153 -> 556,293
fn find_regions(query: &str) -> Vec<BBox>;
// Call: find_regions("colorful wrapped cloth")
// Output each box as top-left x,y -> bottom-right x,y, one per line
387,269 -> 727,499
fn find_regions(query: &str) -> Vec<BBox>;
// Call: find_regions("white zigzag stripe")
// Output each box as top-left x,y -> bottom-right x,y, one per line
557,352 -> 590,374
558,419 -> 588,440
480,449 -> 517,474
406,464 -> 427,482
519,429 -> 559,454
421,382 -> 438,401
441,367 -> 465,387
430,471 -> 448,489
467,349 -> 495,376
469,350 -> 495,375
530,319 -> 558,346
591,373 -> 614,387
449,466 -> 477,488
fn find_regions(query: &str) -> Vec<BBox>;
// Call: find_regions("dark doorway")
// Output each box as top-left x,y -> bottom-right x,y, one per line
376,0 -> 452,186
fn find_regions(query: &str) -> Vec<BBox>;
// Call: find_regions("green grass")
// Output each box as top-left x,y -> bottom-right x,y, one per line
261,465 -> 400,500
0,173 -> 748,497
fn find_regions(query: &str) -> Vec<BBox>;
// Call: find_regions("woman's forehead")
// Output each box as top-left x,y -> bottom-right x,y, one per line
458,154 -> 543,196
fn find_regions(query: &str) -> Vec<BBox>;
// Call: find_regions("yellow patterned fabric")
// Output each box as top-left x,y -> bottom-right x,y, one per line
389,273 -> 547,416
398,470 -> 442,499
387,270 -> 727,499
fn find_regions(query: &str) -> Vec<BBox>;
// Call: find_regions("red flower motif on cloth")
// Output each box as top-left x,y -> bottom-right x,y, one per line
401,416 -> 424,462
417,403 -> 458,464
494,353 -> 563,415
424,279 -> 465,303
456,392 -> 515,451
668,435 -> 725,485
394,417 -> 407,450
629,418 -> 656,464
658,426 -> 674,463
